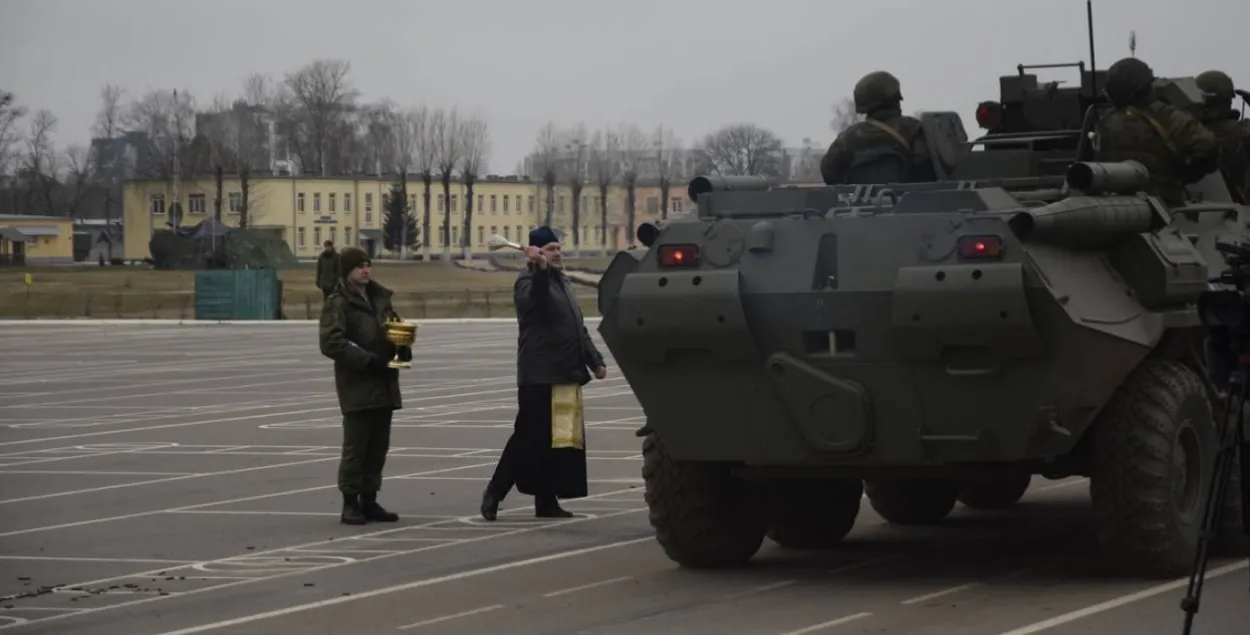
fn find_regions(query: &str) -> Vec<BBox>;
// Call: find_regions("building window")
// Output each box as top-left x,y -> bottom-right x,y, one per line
490,225 -> 497,240
504,226 -> 510,240
451,195 -> 458,212
297,227 -> 306,247
344,193 -> 352,212
502,195 -> 509,213
329,193 -> 337,212
313,193 -> 321,212
528,195 -> 534,213
188,194 -> 206,214
329,226 -> 336,244
345,226 -> 353,245
365,193 -> 373,213
297,193 -> 305,212
477,194 -> 484,211
228,192 -> 241,214
408,194 -> 416,213
672,198 -> 682,213
477,226 -> 484,246
149,194 -> 165,215
558,196 -> 565,213
314,227 -> 322,245
516,225 -> 522,240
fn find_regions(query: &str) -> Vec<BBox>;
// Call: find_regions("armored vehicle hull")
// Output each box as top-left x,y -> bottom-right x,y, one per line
598,167 -> 1249,577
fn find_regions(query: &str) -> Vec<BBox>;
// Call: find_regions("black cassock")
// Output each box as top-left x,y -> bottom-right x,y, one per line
491,383 -> 588,500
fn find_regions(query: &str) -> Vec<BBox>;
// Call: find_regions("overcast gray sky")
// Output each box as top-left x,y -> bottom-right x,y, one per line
2,0 -> 1245,172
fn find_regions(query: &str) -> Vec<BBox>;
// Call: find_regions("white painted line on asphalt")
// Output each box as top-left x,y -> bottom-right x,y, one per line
0,461 -> 497,539
900,581 -> 984,605
826,553 -> 903,574
776,612 -> 874,634
721,579 -> 798,601
992,560 -> 1250,635
541,575 -> 634,598
396,604 -> 506,630
0,469 -> 198,476
141,536 -> 656,635
0,556 -> 195,564
0,457 -> 335,505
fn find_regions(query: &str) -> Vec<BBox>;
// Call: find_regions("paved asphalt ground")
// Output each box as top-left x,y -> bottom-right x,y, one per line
0,320 -> 1245,635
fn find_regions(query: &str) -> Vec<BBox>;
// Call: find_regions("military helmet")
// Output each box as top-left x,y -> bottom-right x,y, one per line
1196,70 -> 1235,101
1103,57 -> 1155,105
853,71 -> 903,114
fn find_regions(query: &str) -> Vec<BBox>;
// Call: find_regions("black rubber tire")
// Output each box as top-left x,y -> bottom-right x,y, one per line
863,478 -> 961,525
641,432 -> 767,568
958,471 -> 1032,510
766,479 -> 863,549
1089,359 -> 1217,579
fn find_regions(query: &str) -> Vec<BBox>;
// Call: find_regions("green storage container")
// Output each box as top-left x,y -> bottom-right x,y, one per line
194,268 -> 282,320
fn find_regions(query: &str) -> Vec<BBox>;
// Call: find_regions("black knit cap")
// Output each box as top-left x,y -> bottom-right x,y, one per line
338,247 -> 370,276
529,226 -> 559,247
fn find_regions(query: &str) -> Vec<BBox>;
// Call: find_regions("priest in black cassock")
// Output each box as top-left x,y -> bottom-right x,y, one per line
480,226 -> 607,520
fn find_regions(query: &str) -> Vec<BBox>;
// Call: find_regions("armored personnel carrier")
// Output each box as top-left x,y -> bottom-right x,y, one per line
595,69 -> 1250,579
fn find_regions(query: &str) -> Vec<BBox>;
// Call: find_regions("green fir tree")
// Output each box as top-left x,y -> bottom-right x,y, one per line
382,182 -> 419,256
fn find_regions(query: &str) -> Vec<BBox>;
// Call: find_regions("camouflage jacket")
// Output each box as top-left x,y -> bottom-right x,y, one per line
820,111 -> 933,185
514,264 -> 604,387
315,251 -> 340,292
1205,117 -> 1250,202
1093,101 -> 1219,204
318,280 -> 403,414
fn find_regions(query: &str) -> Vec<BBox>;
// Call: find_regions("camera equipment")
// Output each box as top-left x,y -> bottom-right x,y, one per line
1181,239 -> 1250,634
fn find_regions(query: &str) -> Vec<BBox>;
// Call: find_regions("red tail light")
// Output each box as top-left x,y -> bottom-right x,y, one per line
975,101 -> 1003,129
657,244 -> 699,268
957,235 -> 1003,261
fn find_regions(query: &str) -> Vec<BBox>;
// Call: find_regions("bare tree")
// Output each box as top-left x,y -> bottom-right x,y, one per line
431,108 -> 462,259
0,91 -> 28,183
124,88 -> 196,182
588,128 -> 621,253
458,114 -> 491,259
531,122 -> 560,226
616,123 -> 647,247
90,84 -> 125,259
409,105 -> 436,259
282,58 -> 358,176
695,123 -> 785,178
563,123 -> 588,250
388,103 -> 421,258
653,125 -> 683,220
61,144 -> 93,219
831,97 -> 862,134
22,109 -> 58,216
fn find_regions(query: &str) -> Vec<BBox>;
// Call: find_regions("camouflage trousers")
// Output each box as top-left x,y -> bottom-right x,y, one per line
337,407 -> 394,495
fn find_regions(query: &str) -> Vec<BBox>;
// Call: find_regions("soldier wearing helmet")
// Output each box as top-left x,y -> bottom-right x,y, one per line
1092,57 -> 1219,204
820,71 -> 936,185
1195,70 -> 1250,202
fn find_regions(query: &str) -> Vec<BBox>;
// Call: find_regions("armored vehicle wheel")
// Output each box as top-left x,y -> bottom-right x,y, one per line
957,471 -> 1032,510
765,478 -> 862,549
641,432 -> 767,568
863,479 -> 961,525
1088,359 -> 1217,578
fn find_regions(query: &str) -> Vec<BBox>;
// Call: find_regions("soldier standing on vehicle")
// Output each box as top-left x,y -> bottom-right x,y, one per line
1195,70 -> 1250,202
319,247 -> 409,525
820,71 -> 936,185
315,240 -> 339,300
1093,57 -> 1219,205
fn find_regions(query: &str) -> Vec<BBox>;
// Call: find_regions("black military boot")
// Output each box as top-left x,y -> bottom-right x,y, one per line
535,495 -> 573,519
340,492 -> 366,525
480,488 -> 501,521
360,493 -> 399,522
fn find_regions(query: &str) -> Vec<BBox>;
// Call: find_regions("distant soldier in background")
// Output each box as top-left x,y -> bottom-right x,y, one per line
1195,70 -> 1250,202
821,71 -> 936,185
315,240 -> 339,300
319,247 -> 409,525
1093,57 -> 1219,205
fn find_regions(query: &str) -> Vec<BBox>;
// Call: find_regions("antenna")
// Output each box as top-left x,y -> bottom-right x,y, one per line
1086,0 -> 1098,99
1129,29 -> 1137,57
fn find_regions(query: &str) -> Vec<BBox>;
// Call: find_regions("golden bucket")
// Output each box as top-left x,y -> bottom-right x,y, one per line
384,318 -> 417,369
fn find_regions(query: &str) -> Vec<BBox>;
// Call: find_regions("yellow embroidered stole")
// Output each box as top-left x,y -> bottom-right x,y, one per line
550,383 -> 586,450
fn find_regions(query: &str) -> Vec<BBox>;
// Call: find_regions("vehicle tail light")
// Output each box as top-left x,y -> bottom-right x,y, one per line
957,235 -> 1004,261
657,244 -> 699,268
975,101 -> 1003,129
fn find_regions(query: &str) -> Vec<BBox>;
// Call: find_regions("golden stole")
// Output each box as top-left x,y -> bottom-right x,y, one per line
550,384 -> 586,450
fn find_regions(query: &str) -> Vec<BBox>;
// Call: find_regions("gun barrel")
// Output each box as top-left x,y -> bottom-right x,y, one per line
687,175 -> 775,202
1007,195 -> 1158,247
1065,160 -> 1150,194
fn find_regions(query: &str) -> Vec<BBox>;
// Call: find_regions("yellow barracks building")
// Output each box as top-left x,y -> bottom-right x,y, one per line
122,174 -> 681,261
0,213 -> 75,266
